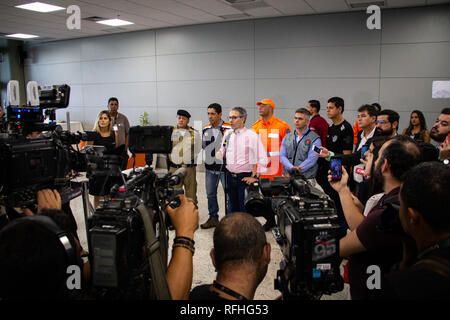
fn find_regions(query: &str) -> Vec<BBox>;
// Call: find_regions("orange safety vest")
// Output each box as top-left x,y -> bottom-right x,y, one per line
252,115 -> 292,180
353,120 -> 362,147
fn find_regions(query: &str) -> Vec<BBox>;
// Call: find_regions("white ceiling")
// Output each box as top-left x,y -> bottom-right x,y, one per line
0,0 -> 448,42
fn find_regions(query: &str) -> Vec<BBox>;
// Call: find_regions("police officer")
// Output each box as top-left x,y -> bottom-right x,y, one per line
252,99 -> 291,180
168,109 -> 202,206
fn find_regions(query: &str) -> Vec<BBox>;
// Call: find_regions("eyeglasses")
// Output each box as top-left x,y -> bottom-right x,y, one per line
376,120 -> 388,124
229,116 -> 243,120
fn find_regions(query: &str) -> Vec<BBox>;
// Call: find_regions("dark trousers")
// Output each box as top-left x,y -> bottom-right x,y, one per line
316,161 -> 348,239
226,171 -> 252,214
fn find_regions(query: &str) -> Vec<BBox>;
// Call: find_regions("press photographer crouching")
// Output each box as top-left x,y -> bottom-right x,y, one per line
372,162 -> 450,299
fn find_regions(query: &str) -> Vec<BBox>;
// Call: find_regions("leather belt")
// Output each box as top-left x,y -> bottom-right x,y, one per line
228,172 -> 252,179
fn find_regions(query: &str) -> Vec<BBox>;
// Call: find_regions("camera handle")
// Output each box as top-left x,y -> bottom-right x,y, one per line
137,203 -> 172,300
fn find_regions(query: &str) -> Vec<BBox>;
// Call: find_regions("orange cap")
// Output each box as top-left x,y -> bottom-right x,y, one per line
256,99 -> 275,109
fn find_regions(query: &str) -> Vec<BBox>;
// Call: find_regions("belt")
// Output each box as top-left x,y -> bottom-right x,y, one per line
169,162 -> 196,168
228,172 -> 252,179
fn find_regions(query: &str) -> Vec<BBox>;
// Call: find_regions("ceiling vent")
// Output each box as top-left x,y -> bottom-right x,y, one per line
219,13 -> 251,20
82,16 -> 107,22
349,1 -> 386,9
221,0 -> 270,11
222,0 -> 258,4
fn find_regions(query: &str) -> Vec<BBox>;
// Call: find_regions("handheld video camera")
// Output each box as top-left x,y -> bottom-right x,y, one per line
87,125 -> 186,299
0,81 -> 92,209
245,171 -> 344,300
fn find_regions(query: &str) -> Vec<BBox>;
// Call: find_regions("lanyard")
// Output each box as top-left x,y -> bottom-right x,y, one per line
213,281 -> 248,300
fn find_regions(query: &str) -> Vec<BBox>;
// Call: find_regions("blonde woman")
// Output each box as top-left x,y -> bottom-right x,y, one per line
88,110 -> 118,149
87,110 -> 118,208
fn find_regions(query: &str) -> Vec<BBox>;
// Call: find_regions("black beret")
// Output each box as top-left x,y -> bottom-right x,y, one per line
177,109 -> 191,118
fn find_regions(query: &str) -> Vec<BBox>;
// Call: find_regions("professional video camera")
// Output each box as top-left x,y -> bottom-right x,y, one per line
245,171 -> 344,300
87,125 -> 186,300
0,81 -> 94,209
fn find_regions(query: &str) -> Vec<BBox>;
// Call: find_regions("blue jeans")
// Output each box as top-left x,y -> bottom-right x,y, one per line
205,169 -> 229,220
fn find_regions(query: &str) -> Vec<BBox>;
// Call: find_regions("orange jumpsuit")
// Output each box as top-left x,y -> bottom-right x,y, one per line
252,115 -> 291,180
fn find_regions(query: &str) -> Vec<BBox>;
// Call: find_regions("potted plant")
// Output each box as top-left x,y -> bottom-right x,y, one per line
139,111 -> 149,126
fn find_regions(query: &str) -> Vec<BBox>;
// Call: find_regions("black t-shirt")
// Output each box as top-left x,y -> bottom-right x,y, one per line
92,132 -> 115,150
189,285 -> 228,300
348,188 -> 403,300
371,246 -> 450,300
326,120 -> 354,154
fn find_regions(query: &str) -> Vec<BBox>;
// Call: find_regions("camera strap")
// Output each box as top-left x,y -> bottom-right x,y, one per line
213,281 -> 248,300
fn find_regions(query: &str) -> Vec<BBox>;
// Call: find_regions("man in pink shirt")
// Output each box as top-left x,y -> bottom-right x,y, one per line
217,107 -> 268,213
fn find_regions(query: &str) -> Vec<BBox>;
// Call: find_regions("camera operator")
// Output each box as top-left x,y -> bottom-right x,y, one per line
0,189 -> 88,300
189,212 -> 270,300
372,162 -> 450,299
328,135 -> 421,299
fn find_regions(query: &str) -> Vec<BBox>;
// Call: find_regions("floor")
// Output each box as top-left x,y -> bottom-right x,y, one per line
70,169 -> 350,300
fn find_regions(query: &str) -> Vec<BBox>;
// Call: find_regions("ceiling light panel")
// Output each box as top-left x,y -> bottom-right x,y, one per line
6,33 -> 39,39
96,19 -> 134,27
15,2 -> 65,13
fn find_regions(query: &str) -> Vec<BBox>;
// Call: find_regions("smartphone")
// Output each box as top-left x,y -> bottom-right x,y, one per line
360,145 -> 369,161
330,157 -> 342,180
313,145 -> 322,154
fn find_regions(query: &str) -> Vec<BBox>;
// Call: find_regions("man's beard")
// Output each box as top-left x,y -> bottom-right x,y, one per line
373,159 -> 384,189
379,126 -> 393,137
430,127 -> 447,143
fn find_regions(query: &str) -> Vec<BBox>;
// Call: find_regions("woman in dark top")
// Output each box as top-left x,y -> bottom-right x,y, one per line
88,110 -> 117,149
402,110 -> 430,143
87,110 -> 118,208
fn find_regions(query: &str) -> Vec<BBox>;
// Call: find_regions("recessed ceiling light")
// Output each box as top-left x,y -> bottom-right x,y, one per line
6,33 -> 39,39
15,2 -> 65,13
96,19 -> 134,27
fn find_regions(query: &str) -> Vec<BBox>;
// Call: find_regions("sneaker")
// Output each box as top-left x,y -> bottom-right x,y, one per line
201,218 -> 219,229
